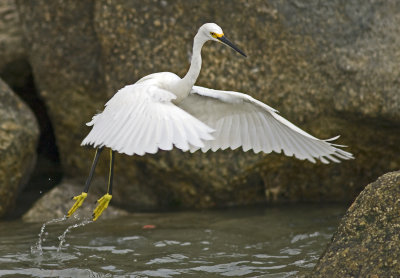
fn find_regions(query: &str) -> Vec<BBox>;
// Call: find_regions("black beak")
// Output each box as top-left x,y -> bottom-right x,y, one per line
217,36 -> 247,57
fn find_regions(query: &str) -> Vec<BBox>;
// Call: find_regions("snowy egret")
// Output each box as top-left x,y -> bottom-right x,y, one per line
67,23 -> 353,221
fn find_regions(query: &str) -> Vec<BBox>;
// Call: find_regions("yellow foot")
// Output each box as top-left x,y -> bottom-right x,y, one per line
93,194 -> 112,221
67,192 -> 88,217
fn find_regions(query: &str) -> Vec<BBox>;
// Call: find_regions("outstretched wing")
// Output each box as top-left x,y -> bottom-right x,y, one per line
177,86 -> 354,163
81,84 -> 214,156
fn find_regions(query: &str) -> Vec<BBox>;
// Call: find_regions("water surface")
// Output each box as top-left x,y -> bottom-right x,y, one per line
0,204 -> 345,277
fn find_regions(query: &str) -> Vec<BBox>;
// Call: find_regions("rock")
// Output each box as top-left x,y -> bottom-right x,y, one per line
15,1 -> 400,210
22,179 -> 129,222
0,78 -> 38,217
311,171 -> 400,277
0,0 -> 29,89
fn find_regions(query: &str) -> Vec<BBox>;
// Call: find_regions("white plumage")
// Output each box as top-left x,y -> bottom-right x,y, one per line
82,74 -> 214,156
81,23 -> 354,164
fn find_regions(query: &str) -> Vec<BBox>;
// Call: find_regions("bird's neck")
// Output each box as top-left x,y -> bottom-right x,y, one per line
183,34 -> 203,86
174,33 -> 206,101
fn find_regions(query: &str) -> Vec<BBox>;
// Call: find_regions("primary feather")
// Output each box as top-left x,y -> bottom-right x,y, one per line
177,86 -> 353,163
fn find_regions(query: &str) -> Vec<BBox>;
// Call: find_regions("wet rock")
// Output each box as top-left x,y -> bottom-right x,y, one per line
311,171 -> 400,277
0,78 -> 38,217
22,179 -> 129,222
15,1 -> 400,210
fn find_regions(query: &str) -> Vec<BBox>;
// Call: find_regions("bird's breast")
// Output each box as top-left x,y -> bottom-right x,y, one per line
135,72 -> 190,104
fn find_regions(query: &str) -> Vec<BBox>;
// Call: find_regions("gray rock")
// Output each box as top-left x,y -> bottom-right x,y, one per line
0,78 -> 38,217
22,179 -> 129,222
311,171 -> 400,277
15,0 -> 400,210
0,0 -> 29,88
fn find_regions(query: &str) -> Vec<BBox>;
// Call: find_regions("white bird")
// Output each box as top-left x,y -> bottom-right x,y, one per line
67,23 -> 354,221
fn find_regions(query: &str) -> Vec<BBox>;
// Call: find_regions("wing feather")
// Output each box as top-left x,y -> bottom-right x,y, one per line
160,112 -> 173,151
249,112 -> 263,153
230,114 -> 241,150
240,113 -> 251,152
178,86 -> 354,163
257,114 -> 274,153
220,116 -> 232,150
81,83 -> 214,156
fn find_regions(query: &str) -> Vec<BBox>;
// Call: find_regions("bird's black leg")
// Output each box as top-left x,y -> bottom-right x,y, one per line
67,147 -> 104,218
83,147 -> 104,193
93,149 -> 115,221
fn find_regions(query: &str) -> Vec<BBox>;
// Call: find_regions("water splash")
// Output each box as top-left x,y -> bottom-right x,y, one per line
57,219 -> 92,252
31,216 -> 67,256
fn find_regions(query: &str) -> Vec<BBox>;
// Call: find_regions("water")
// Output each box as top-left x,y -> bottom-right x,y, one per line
0,204 -> 345,277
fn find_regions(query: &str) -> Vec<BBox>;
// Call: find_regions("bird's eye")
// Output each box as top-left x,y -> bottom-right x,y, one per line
210,32 -> 217,38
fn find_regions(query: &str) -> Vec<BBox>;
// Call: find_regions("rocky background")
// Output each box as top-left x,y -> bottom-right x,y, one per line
0,0 -> 399,219
0,78 -> 38,217
312,171 -> 400,277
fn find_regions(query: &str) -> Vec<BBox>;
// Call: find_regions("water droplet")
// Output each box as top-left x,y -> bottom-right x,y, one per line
31,216 -> 67,256
57,219 -> 92,252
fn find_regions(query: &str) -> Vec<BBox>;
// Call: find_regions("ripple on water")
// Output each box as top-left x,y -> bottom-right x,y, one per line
0,204 -> 346,277
191,260 -> 287,276
76,245 -> 135,254
146,254 -> 189,265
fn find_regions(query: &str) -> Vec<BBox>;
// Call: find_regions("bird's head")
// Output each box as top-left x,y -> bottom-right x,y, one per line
199,23 -> 247,57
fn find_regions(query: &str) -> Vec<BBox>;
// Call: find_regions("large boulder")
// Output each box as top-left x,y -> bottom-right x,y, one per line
311,171 -> 400,277
0,78 -> 38,217
16,0 -> 400,210
0,0 -> 29,89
